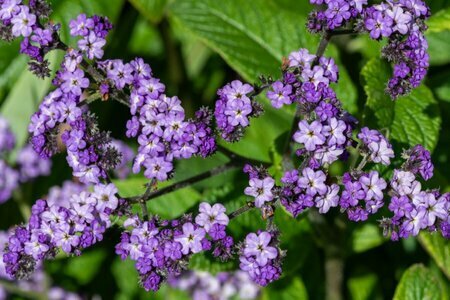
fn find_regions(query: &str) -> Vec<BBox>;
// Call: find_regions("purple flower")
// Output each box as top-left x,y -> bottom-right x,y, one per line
368,139 -> 394,165
78,32 -> 106,60
365,11 -> 393,39
244,177 -> 275,208
288,48 -> 315,69
386,6 -> 412,34
61,69 -> 89,96
11,6 -> 36,37
267,81 -> 292,108
293,120 -> 325,151
359,171 -> 386,201
195,202 -> 229,232
174,223 -> 206,255
69,14 -> 94,36
315,184 -> 340,213
143,156 -> 173,181
243,232 -> 278,266
298,167 -> 327,196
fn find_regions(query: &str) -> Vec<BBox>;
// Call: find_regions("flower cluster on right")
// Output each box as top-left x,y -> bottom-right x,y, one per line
308,0 -> 430,98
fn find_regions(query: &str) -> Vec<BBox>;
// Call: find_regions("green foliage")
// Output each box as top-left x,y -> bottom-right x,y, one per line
0,52 -> 59,153
393,264 -> 442,300
361,58 -> 441,151
419,232 -> 450,279
351,223 -> 386,253
347,272 -> 378,300
64,249 -> 107,285
262,277 -> 309,300
169,0 -> 357,113
129,0 -> 168,23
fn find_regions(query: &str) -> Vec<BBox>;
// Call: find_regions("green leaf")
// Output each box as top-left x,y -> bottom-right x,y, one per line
65,249 -> 107,285
426,31 -> 450,66
427,7 -> 450,33
393,264 -> 442,300
112,258 -> 139,299
361,58 -> 441,151
262,277 -> 308,300
348,273 -> 378,300
169,0 -> 357,112
351,223 -> 385,253
418,232 -> 450,280
129,0 -> 168,23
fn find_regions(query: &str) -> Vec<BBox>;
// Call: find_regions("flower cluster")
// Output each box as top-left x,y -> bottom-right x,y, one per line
307,0 -> 366,31
215,80 -> 263,142
279,168 -> 339,217
267,48 -> 355,167
358,127 -> 394,166
69,14 -> 112,60
116,202 -> 233,291
339,171 -> 387,221
3,181 -> 120,279
169,270 -> 260,300
239,230 -> 283,286
307,0 -> 430,98
61,112 -> 123,184
104,57 -> 217,181
386,167 -> 449,240
402,144 -> 433,180
364,0 -> 430,98
0,0 -> 59,77
0,231 -> 83,299
244,165 -> 275,208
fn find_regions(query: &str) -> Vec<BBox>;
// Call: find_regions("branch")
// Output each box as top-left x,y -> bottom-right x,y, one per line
228,201 -> 255,220
127,161 -> 239,203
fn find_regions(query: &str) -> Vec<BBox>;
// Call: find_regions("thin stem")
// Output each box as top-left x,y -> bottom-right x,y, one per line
217,145 -> 270,167
356,154 -> 369,171
128,161 -> 239,203
228,201 -> 255,220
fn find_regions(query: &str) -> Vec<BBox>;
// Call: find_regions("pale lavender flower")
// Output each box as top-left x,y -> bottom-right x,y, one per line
195,202 -> 229,232
244,177 -> 275,208
174,223 -> 206,255
243,232 -> 278,266
293,120 -> 325,151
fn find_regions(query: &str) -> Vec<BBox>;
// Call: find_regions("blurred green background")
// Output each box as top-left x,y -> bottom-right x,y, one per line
0,0 -> 450,299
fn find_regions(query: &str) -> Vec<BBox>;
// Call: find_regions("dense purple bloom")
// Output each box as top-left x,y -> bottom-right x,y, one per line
293,120 -> 325,151
267,81 -> 293,108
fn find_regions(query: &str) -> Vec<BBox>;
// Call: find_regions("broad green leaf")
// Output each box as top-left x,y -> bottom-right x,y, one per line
0,41 -> 27,103
348,273 -> 378,300
65,249 -> 107,285
129,0 -> 168,23
262,277 -> 308,300
361,58 -> 441,151
418,232 -> 450,279
427,31 -> 450,66
128,16 -> 164,57
393,264 -> 442,300
351,223 -> 385,253
112,259 -> 140,300
427,7 -> 450,33
169,0 -> 357,112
